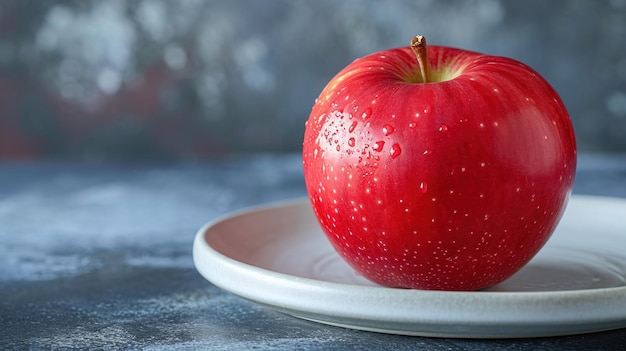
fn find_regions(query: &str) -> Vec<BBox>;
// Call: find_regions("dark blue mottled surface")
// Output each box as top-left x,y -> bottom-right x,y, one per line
1,153 -> 626,350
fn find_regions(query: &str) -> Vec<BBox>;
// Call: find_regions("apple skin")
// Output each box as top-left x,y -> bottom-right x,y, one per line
302,44 -> 576,291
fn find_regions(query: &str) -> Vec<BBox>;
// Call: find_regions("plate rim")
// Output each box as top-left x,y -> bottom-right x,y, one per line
193,195 -> 626,338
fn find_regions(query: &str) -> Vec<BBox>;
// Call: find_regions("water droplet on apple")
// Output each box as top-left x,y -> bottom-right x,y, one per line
372,140 -> 385,152
349,121 -> 358,133
390,143 -> 401,159
423,149 -> 432,155
382,124 -> 395,136
439,124 -> 449,132
336,145 -> 341,151
408,122 -> 416,128
362,107 -> 372,119
419,181 -> 428,193
348,137 -> 356,147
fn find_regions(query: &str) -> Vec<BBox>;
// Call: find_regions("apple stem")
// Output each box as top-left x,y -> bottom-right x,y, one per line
410,35 -> 432,83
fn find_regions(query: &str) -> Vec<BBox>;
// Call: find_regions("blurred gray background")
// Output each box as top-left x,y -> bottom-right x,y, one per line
1,0 -> 625,161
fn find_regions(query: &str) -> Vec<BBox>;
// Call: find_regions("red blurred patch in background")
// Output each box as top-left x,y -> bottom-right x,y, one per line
0,62 -> 228,161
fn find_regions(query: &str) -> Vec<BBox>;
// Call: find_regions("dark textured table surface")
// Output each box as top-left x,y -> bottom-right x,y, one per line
2,153 -> 626,350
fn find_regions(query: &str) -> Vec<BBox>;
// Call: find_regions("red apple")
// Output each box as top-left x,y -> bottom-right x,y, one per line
302,36 -> 576,291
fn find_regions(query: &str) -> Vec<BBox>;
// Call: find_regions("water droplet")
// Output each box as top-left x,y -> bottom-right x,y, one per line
408,122 -> 416,128
419,181 -> 428,193
336,145 -> 341,151
372,140 -> 385,152
423,149 -> 432,155
390,143 -> 402,159
362,107 -> 372,119
382,124 -> 395,136
349,121 -> 358,133
348,137 -> 356,147
439,124 -> 449,132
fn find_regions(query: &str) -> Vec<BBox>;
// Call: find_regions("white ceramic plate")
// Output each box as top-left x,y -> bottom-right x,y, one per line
193,195 -> 626,338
